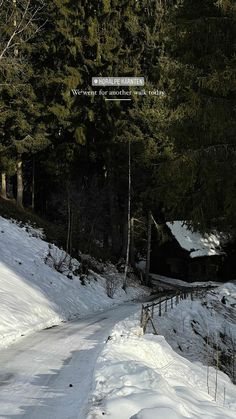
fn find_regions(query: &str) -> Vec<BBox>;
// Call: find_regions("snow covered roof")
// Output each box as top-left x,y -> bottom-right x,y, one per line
166,221 -> 224,258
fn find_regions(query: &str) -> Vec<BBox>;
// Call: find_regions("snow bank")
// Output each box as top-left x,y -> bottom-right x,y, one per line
167,221 -> 223,258
87,310 -> 236,419
155,282 -> 236,381
0,216 -> 148,348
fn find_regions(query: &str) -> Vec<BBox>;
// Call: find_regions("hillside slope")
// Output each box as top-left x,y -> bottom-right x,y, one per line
0,217 -> 147,348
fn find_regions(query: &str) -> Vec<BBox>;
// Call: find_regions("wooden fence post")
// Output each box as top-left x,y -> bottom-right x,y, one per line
143,307 -> 148,334
149,317 -> 158,335
140,304 -> 144,327
140,286 -> 206,336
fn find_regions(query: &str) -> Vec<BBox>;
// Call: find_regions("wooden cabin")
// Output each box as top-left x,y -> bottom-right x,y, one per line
150,221 -> 225,282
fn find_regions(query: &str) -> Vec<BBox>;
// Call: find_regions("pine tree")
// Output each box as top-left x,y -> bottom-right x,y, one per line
34,0 -> 166,256
0,0 -> 48,206
70,0 -> 164,254
158,0 -> 236,231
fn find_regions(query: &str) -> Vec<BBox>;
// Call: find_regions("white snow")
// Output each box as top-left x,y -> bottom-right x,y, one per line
0,214 -> 235,419
88,292 -> 236,419
0,216 -> 148,348
151,273 -> 219,288
166,221 -> 223,258
0,304 -> 138,419
155,282 -> 236,379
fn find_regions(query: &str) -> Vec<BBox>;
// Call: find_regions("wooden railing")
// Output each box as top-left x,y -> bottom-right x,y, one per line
140,287 -> 206,334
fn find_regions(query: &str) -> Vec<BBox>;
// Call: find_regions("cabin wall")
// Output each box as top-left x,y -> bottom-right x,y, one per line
150,224 -> 225,282
219,252 -> 236,281
188,257 -> 220,281
151,235 -> 222,282
150,239 -> 189,280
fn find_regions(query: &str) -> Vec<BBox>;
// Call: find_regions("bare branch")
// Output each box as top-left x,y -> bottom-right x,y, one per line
0,0 -> 46,60
0,29 -> 18,60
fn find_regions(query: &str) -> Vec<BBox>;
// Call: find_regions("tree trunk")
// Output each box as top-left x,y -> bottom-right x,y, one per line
122,216 -> 135,265
14,4 -> 23,209
103,230 -> 109,250
16,159 -> 23,208
123,140 -> 131,290
66,188 -> 71,254
107,154 -> 121,255
31,155 -> 35,210
13,0 -> 19,58
121,218 -> 128,258
70,209 -> 73,255
145,210 -> 152,286
0,172 -> 7,199
130,217 -> 135,267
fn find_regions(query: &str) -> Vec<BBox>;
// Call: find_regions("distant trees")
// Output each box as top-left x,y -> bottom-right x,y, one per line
0,1 -> 235,260
158,0 -> 236,231
32,0 -> 165,256
0,0 -> 48,206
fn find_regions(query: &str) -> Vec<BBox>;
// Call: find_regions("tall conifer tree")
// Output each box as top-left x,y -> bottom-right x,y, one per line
159,0 -> 236,230
0,0 -> 48,206
36,1 -> 166,255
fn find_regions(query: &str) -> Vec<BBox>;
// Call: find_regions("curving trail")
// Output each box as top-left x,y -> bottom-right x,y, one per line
0,303 -> 138,419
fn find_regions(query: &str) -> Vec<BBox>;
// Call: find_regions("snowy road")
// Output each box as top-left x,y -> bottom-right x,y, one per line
0,303 -> 138,419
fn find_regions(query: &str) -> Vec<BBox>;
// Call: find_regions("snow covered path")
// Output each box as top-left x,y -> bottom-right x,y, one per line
0,303 -> 138,419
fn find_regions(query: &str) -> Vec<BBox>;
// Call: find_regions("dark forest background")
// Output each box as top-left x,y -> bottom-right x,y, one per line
0,0 -> 236,262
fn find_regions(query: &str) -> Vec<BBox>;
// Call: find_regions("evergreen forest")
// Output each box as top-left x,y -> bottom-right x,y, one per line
0,0 -> 236,264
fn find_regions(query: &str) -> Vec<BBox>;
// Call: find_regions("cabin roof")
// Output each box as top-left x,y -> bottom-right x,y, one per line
166,221 -> 224,259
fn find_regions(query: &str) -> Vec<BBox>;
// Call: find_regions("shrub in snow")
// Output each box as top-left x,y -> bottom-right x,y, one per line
44,244 -> 80,277
24,224 -> 45,239
219,326 -> 236,383
116,259 -> 139,281
13,219 -> 45,239
78,252 -> 105,274
106,275 -> 118,298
